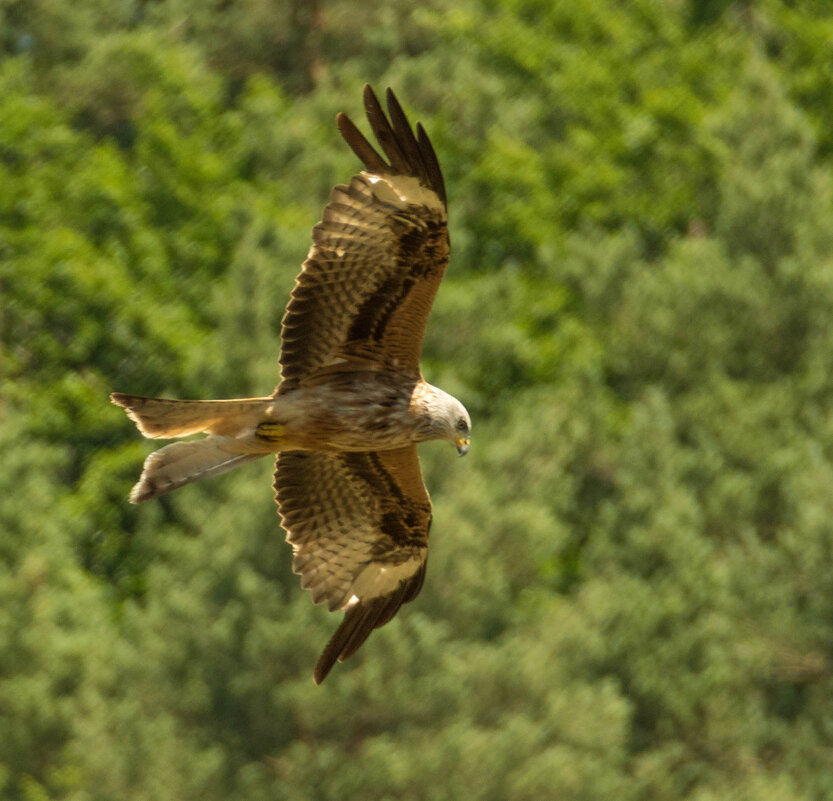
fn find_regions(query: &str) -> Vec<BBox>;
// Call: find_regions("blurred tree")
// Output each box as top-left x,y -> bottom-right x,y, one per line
3,1 -> 833,799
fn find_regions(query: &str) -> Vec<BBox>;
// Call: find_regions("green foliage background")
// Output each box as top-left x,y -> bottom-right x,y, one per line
3,1 -> 833,798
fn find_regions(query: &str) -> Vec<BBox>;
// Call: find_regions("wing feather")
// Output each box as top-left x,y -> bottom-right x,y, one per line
362,84 -> 412,174
385,88 -> 432,191
313,565 -> 426,684
335,112 -> 387,174
274,446 -> 431,683
278,86 -> 449,388
416,122 -> 447,208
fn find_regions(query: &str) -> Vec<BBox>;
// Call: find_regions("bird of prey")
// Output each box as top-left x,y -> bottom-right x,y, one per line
111,86 -> 470,683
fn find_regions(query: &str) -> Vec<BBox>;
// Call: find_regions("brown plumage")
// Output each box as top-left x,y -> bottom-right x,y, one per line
111,86 -> 470,683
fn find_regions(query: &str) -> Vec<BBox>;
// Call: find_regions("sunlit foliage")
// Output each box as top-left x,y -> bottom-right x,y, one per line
3,1 -> 833,799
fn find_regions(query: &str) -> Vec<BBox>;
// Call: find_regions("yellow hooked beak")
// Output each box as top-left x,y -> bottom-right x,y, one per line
456,436 -> 470,456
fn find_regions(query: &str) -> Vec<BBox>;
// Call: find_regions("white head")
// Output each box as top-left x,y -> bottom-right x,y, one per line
415,384 -> 471,455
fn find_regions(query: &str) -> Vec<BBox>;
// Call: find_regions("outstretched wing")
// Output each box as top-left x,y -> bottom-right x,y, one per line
274,445 -> 431,683
278,85 -> 449,389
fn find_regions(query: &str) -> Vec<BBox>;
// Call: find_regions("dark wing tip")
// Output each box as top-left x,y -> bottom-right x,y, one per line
336,111 -> 388,174
336,84 -> 447,208
416,122 -> 447,208
313,602 -> 384,685
361,84 -> 410,174
384,88 -> 430,184
312,564 -> 428,684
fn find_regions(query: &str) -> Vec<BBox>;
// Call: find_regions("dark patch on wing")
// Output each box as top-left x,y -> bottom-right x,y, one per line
344,213 -> 446,347
347,274 -> 416,344
397,218 -> 449,278
340,451 -> 402,501
339,451 -> 431,552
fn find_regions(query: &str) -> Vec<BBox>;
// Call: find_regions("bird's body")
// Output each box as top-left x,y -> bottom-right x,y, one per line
113,375 -> 463,498
112,86 -> 469,683
266,373 -> 464,453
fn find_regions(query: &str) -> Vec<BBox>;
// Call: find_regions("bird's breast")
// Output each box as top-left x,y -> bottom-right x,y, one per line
276,375 -> 423,452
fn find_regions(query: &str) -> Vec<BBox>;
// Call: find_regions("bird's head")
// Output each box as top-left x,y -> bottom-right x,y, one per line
416,384 -> 471,455
450,401 -> 471,456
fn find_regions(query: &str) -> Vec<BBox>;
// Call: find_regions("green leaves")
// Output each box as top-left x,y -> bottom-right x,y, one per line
4,2 -> 833,799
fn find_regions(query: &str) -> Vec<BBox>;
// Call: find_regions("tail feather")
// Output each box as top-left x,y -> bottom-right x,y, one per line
110,393 -> 272,438
129,436 -> 263,502
111,392 -> 280,502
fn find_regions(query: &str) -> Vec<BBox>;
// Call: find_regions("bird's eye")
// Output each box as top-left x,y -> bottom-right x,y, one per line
456,417 -> 468,433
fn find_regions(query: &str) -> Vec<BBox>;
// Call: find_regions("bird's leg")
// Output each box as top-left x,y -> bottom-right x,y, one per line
255,422 -> 286,443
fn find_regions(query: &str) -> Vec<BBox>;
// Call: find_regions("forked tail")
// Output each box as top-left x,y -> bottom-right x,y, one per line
111,393 -> 278,502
